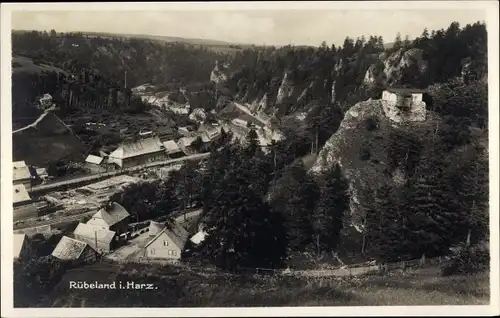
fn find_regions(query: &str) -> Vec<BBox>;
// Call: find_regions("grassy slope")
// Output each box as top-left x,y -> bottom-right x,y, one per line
39,263 -> 489,307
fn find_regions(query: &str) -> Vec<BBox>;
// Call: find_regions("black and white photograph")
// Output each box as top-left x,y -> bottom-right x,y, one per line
1,1 -> 498,316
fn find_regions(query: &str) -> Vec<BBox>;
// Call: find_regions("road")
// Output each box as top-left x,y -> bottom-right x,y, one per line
30,152 -> 210,194
232,102 -> 270,127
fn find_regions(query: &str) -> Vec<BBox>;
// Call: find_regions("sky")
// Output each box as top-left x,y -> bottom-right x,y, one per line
11,7 -> 487,47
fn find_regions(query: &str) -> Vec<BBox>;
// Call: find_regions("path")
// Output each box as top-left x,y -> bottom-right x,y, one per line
233,102 -> 270,127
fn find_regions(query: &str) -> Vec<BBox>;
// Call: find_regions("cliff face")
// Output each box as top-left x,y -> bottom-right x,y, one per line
213,47 -> 430,119
310,99 -> 441,230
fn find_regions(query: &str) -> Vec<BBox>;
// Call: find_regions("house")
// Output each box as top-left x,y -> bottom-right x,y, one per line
73,222 -> 117,253
168,104 -> 190,115
13,161 -> 32,191
381,88 -> 426,123
144,223 -> 190,261
14,234 -> 32,260
13,184 -> 32,207
85,154 -> 105,173
38,93 -> 53,109
177,126 -> 197,137
86,202 -> 130,239
108,136 -> 166,168
177,136 -> 199,155
162,140 -> 185,159
51,236 -> 99,264
232,118 -> 248,128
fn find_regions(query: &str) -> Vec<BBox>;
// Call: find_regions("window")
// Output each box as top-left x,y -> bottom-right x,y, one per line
163,241 -> 168,246
151,248 -> 155,255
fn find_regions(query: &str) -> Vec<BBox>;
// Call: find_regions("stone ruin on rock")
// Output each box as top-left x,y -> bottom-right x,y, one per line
381,88 -> 426,123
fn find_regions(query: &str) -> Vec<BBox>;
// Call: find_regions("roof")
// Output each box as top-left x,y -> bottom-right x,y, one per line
385,87 -> 425,94
52,236 -> 91,260
85,154 -> 104,165
14,234 -> 28,258
190,230 -> 207,245
177,136 -> 198,148
13,161 -> 31,181
148,221 -> 166,237
162,140 -> 182,154
87,202 -> 130,227
74,222 -> 116,244
40,93 -> 52,100
200,132 -> 212,143
13,184 -> 31,204
109,136 -> 164,159
145,223 -> 190,250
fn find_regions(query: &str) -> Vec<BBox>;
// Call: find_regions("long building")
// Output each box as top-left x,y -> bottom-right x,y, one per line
108,136 -> 166,168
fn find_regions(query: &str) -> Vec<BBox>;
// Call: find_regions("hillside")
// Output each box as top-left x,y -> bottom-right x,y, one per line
12,111 -> 85,167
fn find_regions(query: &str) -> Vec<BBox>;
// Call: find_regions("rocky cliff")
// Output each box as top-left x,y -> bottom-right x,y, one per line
310,98 -> 441,230
213,47 -> 430,119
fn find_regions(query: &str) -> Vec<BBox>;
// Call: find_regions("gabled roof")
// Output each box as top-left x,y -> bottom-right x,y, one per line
13,184 -> 31,204
177,136 -> 198,148
87,202 -> 130,228
109,136 -> 164,159
385,87 -> 425,94
52,236 -> 91,260
74,222 -> 116,244
162,140 -> 182,154
145,223 -> 190,250
14,234 -> 28,258
85,154 -> 104,165
13,161 -> 31,181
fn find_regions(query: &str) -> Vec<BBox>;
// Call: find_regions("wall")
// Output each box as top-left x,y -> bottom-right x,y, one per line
74,234 -> 113,253
120,151 -> 167,169
381,91 -> 426,123
145,232 -> 182,260
13,179 -> 32,191
80,245 -> 99,264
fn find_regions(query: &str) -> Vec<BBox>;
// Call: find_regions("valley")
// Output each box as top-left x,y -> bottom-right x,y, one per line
10,19 -> 490,309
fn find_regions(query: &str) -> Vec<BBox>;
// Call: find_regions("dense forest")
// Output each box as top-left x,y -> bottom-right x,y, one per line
13,20 -> 490,306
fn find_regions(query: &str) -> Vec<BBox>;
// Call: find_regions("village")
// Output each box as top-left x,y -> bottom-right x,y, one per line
13,85 -> 429,269
12,86 -> 283,268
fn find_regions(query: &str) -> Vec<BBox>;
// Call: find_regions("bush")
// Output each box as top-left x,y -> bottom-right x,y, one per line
440,244 -> 489,276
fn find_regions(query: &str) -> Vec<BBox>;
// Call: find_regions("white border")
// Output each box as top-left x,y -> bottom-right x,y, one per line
1,2 -> 499,317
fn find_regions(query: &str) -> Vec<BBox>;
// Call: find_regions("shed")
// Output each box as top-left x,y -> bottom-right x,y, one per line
85,154 -> 104,165
51,236 -> 98,264
73,222 -> 117,253
13,184 -> 32,207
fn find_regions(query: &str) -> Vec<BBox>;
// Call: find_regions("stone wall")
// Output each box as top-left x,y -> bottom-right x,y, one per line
381,92 -> 426,123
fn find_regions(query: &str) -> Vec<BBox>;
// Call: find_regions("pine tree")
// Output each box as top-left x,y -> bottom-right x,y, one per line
393,32 -> 403,51
312,164 -> 350,255
200,166 -> 287,270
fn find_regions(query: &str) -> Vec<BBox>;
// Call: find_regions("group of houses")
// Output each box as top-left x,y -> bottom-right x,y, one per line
14,201 -> 209,266
84,123 -> 222,171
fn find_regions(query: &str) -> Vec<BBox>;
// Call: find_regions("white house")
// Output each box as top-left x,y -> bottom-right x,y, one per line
144,224 -> 189,261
